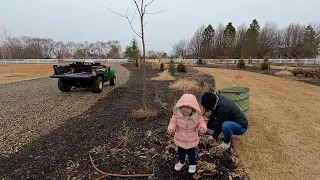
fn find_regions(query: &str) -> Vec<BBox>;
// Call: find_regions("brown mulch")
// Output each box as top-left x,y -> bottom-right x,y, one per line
0,63 -> 248,180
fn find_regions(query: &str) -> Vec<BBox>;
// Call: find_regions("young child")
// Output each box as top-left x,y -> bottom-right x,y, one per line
167,93 -> 207,173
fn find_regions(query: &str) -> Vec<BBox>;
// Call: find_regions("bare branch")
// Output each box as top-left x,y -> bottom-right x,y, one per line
131,4 -> 138,23
144,0 -> 154,13
134,0 -> 142,16
106,7 -> 142,38
106,7 -> 126,18
145,0 -> 155,7
144,22 -> 147,26
145,9 -> 164,15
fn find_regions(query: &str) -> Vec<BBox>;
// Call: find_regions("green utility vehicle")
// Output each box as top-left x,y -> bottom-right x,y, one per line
50,61 -> 116,93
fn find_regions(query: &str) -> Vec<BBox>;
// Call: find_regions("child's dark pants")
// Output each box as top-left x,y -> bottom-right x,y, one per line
178,146 -> 196,165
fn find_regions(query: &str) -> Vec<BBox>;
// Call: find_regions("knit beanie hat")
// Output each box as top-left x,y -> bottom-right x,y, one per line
201,92 -> 217,110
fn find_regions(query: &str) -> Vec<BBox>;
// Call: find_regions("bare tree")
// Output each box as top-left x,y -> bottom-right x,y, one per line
67,41 -> 76,57
172,39 -> 188,59
280,23 -> 305,58
147,49 -> 157,59
0,26 -> 14,76
213,23 -> 225,58
40,38 -> 56,58
258,21 -> 279,58
107,0 -> 164,107
189,25 -> 205,58
234,23 -> 247,58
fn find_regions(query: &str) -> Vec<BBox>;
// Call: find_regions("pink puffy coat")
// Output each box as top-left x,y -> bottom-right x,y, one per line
167,94 -> 207,149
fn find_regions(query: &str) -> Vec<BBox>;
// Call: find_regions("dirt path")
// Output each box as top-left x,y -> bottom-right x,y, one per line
195,67 -> 320,180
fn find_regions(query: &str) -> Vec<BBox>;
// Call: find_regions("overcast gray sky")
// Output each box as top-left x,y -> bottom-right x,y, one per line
1,0 -> 319,54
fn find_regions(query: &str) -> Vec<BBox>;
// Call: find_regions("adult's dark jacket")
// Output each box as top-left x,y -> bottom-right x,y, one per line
207,95 -> 248,138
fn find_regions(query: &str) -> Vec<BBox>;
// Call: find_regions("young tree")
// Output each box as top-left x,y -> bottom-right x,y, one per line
107,0 -> 163,107
124,39 -> 141,64
0,26 -> 14,76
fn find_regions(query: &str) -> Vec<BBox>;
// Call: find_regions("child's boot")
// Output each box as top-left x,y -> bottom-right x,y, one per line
174,162 -> 185,171
188,165 -> 196,173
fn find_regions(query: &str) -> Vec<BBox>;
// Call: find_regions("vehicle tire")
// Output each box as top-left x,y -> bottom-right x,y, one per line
110,75 -> 116,86
58,78 -> 72,92
92,76 -> 104,93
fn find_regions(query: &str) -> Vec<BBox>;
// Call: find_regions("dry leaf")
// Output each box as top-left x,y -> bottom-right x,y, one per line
193,173 -> 201,179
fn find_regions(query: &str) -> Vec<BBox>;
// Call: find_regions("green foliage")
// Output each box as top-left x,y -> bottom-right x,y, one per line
245,19 -> 260,59
303,25 -> 318,58
124,39 -> 141,63
250,19 -> 260,33
202,24 -> 215,42
224,22 -> 236,38
177,62 -> 187,73
168,58 -> 176,74
261,58 -> 271,71
237,58 -> 246,69
160,62 -> 165,72
197,57 -> 203,65
202,24 -> 215,58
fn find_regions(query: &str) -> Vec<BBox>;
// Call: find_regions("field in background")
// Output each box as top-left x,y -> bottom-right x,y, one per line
195,67 -> 320,180
0,64 -> 55,84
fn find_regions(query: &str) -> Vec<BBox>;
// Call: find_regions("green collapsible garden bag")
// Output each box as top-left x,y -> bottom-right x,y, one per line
218,86 -> 250,121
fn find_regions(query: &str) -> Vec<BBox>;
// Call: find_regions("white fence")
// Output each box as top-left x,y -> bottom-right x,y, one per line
62,59 -> 129,63
0,59 -> 128,64
1,58 -> 319,65
151,58 -> 320,65
0,59 -> 59,64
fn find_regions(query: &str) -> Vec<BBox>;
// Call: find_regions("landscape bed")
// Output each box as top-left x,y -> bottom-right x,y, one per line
0,63 -> 248,180
192,63 -> 320,86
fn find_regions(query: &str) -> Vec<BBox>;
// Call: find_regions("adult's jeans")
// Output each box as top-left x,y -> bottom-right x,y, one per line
207,118 -> 246,143
221,121 -> 246,143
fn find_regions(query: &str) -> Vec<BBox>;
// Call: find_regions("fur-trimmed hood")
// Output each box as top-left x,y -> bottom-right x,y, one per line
168,93 -> 207,149
173,94 -> 202,119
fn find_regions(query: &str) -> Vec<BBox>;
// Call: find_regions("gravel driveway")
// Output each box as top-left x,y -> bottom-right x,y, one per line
0,63 -> 129,157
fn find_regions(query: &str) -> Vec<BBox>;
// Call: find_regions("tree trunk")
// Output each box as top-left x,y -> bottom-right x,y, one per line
141,9 -> 146,108
9,50 -> 13,76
